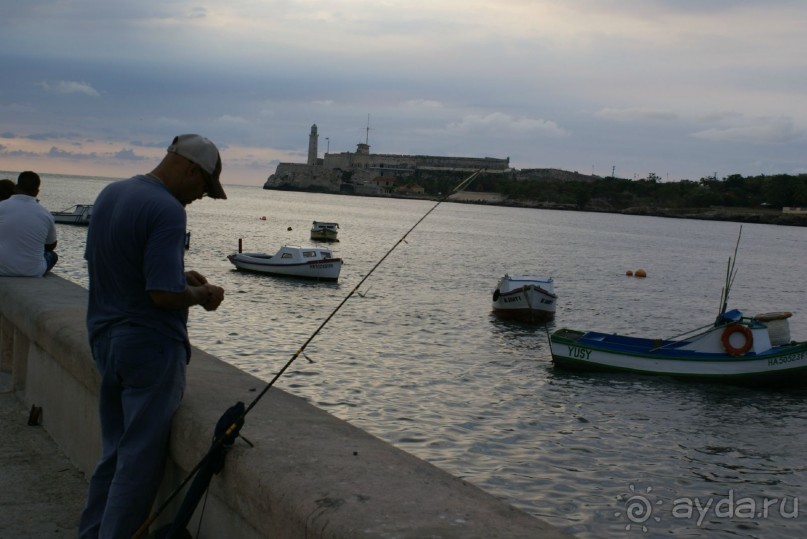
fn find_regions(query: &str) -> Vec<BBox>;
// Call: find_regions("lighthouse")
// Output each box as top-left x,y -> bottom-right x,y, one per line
307,124 -> 318,166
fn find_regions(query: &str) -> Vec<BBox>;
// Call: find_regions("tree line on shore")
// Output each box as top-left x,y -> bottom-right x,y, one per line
407,171 -> 807,211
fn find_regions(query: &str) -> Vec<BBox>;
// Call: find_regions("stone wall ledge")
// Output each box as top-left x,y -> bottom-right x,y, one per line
0,275 -> 571,538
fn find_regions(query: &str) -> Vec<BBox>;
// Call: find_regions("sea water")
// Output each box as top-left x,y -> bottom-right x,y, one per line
25,172 -> 807,538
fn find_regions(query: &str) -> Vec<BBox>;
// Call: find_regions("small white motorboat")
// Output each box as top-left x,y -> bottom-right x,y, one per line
310,221 -> 339,242
51,204 -> 92,225
228,245 -> 342,281
491,274 -> 556,322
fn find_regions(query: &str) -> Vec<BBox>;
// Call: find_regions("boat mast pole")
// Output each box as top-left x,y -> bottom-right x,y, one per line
718,226 -> 743,320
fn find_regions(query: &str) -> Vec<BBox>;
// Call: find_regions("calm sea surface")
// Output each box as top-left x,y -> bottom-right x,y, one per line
24,172 -> 807,538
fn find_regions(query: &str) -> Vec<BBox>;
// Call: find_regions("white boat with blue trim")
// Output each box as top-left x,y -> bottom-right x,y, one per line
549,310 -> 807,384
549,228 -> 807,385
492,274 -> 556,322
228,245 -> 342,281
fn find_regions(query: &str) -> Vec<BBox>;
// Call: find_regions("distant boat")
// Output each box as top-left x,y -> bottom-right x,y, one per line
228,244 -> 342,281
491,274 -> 556,322
310,221 -> 339,242
51,204 -> 92,225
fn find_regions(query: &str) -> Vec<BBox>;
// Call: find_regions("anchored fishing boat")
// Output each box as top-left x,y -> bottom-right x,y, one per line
548,229 -> 807,384
310,221 -> 339,242
492,274 -> 556,322
228,244 -> 342,281
549,310 -> 807,383
51,204 -> 92,225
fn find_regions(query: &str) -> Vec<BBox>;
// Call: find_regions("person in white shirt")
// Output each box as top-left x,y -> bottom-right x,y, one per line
0,171 -> 58,276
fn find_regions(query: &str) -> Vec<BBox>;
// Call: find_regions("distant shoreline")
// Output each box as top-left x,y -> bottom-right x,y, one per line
285,188 -> 807,228
461,197 -> 807,227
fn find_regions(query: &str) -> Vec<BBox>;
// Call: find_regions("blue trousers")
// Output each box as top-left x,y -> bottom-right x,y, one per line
44,250 -> 58,274
78,325 -> 186,539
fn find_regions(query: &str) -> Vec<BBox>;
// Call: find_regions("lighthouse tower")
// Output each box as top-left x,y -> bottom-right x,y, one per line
307,124 -> 318,165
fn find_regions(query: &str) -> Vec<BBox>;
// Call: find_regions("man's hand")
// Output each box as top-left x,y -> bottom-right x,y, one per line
200,284 -> 224,311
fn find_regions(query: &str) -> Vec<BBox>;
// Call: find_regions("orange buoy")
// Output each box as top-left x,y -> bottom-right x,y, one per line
634,268 -> 647,278
626,270 -> 634,276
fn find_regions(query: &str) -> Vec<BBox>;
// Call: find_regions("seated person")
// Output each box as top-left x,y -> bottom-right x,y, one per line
0,171 -> 58,276
0,178 -> 16,201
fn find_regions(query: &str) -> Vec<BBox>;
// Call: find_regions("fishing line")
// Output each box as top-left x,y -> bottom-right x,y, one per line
133,169 -> 483,538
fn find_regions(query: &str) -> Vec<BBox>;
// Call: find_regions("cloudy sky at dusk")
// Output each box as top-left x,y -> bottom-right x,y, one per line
1,0 -> 805,186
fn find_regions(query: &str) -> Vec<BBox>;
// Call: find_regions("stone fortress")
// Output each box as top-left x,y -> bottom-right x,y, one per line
263,124 -> 512,195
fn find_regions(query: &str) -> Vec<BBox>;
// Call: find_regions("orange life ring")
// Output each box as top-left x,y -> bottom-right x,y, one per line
721,324 -> 753,356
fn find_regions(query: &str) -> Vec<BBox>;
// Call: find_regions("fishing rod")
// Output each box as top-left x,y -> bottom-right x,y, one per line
133,168 -> 483,538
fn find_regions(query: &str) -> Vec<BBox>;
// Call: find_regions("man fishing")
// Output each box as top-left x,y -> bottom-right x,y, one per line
78,134 -> 227,539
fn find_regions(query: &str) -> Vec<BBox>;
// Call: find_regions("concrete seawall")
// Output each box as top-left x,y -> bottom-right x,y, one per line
0,275 -> 571,538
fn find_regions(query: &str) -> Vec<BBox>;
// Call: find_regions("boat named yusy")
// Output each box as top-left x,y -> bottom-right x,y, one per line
548,228 -> 807,385
550,310 -> 807,384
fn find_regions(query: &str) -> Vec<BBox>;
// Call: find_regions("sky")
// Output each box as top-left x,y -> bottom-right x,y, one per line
1,0 -> 806,187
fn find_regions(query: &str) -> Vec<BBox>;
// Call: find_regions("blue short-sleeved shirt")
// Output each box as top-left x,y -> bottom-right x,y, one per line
85,175 -> 190,355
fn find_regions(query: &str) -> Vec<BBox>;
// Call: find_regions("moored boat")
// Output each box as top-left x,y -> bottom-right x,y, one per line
492,274 -> 556,322
548,228 -> 807,385
549,310 -> 807,384
310,221 -> 339,242
228,244 -> 342,281
51,204 -> 92,225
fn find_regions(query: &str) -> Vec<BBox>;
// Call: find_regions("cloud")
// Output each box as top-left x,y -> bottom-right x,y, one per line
403,99 -> 443,109
188,6 -> 208,20
29,132 -> 83,141
47,146 -> 98,160
37,80 -> 101,97
697,111 -> 744,123
596,107 -> 678,122
446,112 -> 569,138
0,103 -> 36,113
0,147 -> 38,158
130,140 -> 168,149
113,149 -> 146,161
691,118 -> 804,144
2,0 -> 806,183
217,115 -> 248,124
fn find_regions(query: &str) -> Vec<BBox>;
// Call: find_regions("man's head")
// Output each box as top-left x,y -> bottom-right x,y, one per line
16,171 -> 41,196
0,179 -> 16,200
166,134 -> 226,200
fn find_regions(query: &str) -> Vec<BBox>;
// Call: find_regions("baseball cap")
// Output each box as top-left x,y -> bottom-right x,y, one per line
167,134 -> 227,199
